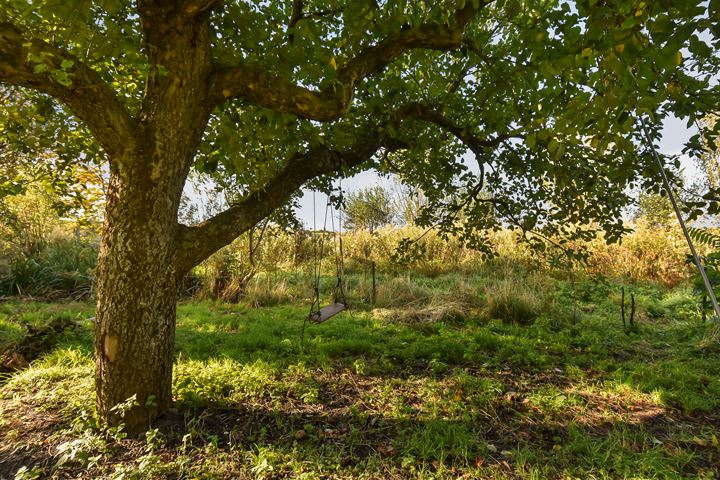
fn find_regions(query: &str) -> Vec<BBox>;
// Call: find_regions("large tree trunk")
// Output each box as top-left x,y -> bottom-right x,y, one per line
91,9 -> 215,433
94,158 -> 183,432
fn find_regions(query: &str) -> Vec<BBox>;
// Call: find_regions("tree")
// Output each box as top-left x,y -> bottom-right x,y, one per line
698,115 -> 720,189
635,192 -> 674,228
344,185 -> 395,232
343,185 -> 394,306
1,0 -> 718,432
392,182 -> 428,226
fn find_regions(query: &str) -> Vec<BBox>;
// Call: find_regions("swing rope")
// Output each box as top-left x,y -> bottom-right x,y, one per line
302,190 -> 320,348
328,195 -> 347,305
309,193 -> 332,316
304,184 -> 348,329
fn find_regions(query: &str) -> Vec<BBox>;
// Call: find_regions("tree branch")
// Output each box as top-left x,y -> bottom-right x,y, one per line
180,0 -> 221,18
209,2 -> 489,121
285,1 -> 341,44
136,0 -> 219,19
287,0 -> 304,44
175,98 -> 503,274
176,132 -> 384,274
0,22 -> 136,158
395,102 -> 511,156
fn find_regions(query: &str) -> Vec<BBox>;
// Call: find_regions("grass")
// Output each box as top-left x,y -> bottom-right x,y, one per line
1,272 -> 720,479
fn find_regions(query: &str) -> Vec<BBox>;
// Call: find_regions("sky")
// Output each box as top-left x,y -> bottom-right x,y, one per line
295,169 -> 396,229
657,115 -> 704,183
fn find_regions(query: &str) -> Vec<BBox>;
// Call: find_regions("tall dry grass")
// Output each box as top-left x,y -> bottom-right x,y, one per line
341,223 -> 696,287
584,221 -> 698,286
0,204 -> 702,301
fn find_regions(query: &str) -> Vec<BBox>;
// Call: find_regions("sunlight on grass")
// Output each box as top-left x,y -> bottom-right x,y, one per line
4,347 -> 93,415
174,358 -> 278,407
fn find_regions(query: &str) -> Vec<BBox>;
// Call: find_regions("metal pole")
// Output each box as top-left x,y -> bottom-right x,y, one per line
371,260 -> 377,306
369,224 -> 376,306
640,117 -> 720,320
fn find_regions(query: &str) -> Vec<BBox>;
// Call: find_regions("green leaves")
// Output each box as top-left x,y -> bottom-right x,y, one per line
52,70 -> 72,87
344,186 -> 395,231
25,50 -> 75,86
526,133 -> 536,149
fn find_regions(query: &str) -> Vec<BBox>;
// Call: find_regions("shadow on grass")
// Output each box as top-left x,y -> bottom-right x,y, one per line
2,385 -> 713,479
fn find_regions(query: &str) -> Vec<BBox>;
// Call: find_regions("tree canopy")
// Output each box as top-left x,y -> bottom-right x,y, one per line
1,0 -> 720,430
1,0 -> 717,253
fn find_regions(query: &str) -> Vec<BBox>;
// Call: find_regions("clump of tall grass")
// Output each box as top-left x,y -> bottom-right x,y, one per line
443,277 -> 486,309
371,276 -> 484,324
373,276 -> 433,308
0,237 -> 97,299
699,324 -> 720,352
377,301 -> 471,324
0,187 -> 99,299
482,276 -> 546,325
244,278 -> 295,307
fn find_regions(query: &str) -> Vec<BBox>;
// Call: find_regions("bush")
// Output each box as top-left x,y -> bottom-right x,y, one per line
0,237 -> 97,299
0,188 -> 98,299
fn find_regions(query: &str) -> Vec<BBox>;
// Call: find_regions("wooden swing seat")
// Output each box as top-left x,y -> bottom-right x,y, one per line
309,302 -> 346,323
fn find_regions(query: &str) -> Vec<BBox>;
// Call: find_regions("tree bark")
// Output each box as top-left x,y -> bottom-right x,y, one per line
94,155 -> 184,432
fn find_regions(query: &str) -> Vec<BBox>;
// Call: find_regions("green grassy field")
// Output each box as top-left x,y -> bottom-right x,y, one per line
1,273 -> 719,479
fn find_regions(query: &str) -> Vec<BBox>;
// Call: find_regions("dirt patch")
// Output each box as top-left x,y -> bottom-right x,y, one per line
0,400 -> 65,478
1,316 -> 77,374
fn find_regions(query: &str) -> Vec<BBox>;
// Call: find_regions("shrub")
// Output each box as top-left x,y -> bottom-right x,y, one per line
0,237 -> 97,299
